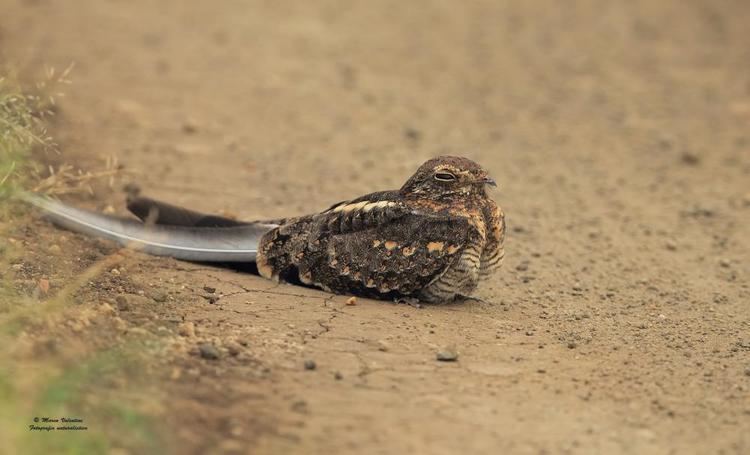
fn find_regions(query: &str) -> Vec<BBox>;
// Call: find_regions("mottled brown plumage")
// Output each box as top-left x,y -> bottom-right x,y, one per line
257,156 -> 505,302
27,156 -> 505,304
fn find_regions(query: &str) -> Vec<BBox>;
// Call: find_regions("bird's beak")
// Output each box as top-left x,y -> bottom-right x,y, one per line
481,176 -> 497,187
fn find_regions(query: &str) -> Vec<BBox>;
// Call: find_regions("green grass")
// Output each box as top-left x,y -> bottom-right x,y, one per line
0,74 -> 55,198
19,343 -> 165,455
0,70 -> 168,455
0,331 -> 167,454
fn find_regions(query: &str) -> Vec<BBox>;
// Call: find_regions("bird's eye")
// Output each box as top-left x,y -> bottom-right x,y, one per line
434,172 -> 456,182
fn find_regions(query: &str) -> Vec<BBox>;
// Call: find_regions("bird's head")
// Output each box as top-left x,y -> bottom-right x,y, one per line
400,156 -> 496,201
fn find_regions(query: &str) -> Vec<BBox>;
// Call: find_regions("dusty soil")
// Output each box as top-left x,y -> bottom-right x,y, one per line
2,0 -> 750,453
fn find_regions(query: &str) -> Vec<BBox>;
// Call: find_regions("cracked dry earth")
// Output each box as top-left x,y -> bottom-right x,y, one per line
3,0 -> 750,454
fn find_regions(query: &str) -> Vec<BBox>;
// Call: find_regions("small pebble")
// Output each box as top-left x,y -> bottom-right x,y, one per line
334,371 -> 343,380
69,321 -> 84,333
346,296 -> 357,306
203,286 -> 216,294
48,244 -> 62,254
680,152 -> 701,165
199,343 -> 220,360
436,347 -> 458,362
152,291 -> 168,303
182,118 -> 198,134
665,240 -> 677,251
719,259 -> 731,268
225,341 -> 243,356
291,400 -> 308,413
115,295 -> 130,311
304,360 -> 317,370
178,321 -> 196,338
403,127 -> 421,141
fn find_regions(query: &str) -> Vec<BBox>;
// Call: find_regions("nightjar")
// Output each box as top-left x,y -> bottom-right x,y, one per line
24,156 -> 505,303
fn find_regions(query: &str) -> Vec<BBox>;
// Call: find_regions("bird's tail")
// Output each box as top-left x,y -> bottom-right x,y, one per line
20,192 -> 276,262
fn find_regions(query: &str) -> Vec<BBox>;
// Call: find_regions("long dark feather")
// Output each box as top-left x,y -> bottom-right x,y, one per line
127,196 -> 248,227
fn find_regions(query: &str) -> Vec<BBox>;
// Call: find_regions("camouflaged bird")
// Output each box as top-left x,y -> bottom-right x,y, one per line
23,156 -> 505,303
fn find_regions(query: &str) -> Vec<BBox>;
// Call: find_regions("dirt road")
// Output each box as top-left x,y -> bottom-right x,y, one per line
2,1 -> 749,453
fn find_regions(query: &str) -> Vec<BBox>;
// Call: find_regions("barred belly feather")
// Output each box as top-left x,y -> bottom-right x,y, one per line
420,243 -> 483,302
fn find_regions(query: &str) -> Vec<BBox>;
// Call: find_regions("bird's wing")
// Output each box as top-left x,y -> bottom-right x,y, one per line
299,201 -> 472,297
322,190 -> 399,213
21,192 -> 275,262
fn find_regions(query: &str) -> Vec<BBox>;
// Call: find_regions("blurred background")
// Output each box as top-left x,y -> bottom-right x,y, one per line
1,1 -> 748,454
